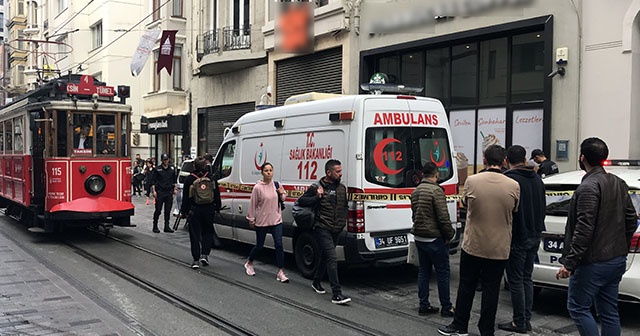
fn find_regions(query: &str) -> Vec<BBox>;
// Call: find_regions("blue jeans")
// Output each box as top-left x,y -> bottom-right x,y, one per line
506,237 -> 540,327
567,256 -> 626,336
313,227 -> 342,296
248,224 -> 284,269
416,238 -> 452,310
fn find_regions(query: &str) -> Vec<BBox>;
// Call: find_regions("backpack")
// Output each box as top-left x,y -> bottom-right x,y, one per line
292,182 -> 319,230
189,172 -> 215,205
274,181 -> 285,211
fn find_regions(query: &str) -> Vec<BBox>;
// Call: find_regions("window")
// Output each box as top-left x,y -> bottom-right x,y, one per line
13,117 -> 23,153
96,114 -> 116,155
365,127 -> 453,187
213,141 -> 235,179
91,21 -> 103,49
17,65 -> 25,85
172,0 -> 183,17
4,120 -> 12,152
30,1 -> 38,27
72,113 -> 93,156
425,48 -> 450,106
479,38 -> 507,105
511,32 -> 544,102
173,46 -> 182,89
153,0 -> 161,21
153,46 -> 182,91
18,0 -> 25,15
232,0 -> 250,33
0,13 -> 4,32
451,43 -> 478,106
57,0 -> 67,13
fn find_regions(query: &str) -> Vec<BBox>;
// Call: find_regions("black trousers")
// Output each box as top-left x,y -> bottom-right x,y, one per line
452,250 -> 507,336
188,205 -> 215,261
153,192 -> 173,226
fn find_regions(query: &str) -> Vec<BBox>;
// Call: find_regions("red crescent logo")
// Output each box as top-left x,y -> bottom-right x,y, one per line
373,138 -> 404,175
254,151 -> 267,171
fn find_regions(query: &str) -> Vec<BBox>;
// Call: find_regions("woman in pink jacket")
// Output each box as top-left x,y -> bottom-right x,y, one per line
244,162 -> 289,282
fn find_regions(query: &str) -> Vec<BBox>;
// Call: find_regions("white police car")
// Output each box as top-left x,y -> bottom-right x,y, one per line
533,160 -> 640,303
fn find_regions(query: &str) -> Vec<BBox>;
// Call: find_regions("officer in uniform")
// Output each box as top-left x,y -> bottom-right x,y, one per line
151,153 -> 177,233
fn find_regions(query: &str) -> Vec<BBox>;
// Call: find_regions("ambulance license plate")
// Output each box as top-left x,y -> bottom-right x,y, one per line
374,235 -> 408,248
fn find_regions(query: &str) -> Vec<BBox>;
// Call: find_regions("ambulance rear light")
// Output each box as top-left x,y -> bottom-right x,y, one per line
604,160 -> 640,166
347,200 -> 365,233
329,111 -> 354,122
396,95 -> 416,100
630,232 -> 640,253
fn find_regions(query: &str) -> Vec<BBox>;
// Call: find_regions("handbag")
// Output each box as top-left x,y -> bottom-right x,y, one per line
292,182 -> 319,230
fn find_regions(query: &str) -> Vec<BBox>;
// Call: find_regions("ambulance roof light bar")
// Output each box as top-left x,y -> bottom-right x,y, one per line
360,83 -> 424,95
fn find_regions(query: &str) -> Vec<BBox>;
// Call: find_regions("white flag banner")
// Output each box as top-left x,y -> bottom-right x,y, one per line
130,29 -> 161,77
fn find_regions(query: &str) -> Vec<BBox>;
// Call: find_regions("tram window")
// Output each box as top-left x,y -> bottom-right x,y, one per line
96,114 -> 116,155
57,111 -> 68,157
121,113 -> 128,156
13,117 -> 23,153
72,113 -> 93,156
0,122 -> 4,152
4,120 -> 12,151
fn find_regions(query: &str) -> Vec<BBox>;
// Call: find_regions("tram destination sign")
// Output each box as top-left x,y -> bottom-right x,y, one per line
66,75 -> 115,97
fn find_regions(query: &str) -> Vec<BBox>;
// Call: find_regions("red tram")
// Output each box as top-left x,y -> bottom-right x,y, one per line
0,74 -> 134,232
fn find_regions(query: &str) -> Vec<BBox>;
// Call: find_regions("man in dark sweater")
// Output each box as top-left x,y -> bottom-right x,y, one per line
499,145 -> 546,333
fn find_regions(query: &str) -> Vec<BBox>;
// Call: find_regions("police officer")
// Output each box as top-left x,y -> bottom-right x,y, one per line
151,153 -> 177,233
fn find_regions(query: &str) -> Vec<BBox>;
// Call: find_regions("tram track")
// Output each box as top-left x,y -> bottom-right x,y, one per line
82,229 -> 408,336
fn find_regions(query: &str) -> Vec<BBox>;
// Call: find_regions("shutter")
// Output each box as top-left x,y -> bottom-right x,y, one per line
206,102 -> 255,154
276,47 -> 342,106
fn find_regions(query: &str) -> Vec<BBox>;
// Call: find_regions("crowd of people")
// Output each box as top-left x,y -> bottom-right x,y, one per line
128,139 -> 636,334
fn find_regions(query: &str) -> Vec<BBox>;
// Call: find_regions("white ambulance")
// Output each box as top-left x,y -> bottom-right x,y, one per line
211,93 -> 462,278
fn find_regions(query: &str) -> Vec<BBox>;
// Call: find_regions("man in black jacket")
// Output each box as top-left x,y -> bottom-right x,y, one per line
556,138 -> 637,336
297,159 -> 350,305
499,145 -> 546,334
530,149 -> 559,178
180,157 -> 221,269
151,153 -> 177,233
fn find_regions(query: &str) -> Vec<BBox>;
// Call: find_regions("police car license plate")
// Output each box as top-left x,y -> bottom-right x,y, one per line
543,237 -> 564,253
374,235 -> 408,248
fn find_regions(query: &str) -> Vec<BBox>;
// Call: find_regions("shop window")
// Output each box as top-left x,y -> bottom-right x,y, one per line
479,37 -> 507,105
425,48 -> 450,106
451,43 -> 478,107
511,31 -> 544,102
376,54 -> 400,83
401,51 -> 424,90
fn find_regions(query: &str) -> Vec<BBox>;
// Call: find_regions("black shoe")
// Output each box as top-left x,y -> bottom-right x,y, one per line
497,322 -> 527,334
438,324 -> 468,336
527,322 -> 532,332
331,294 -> 351,305
312,282 -> 326,294
418,305 -> 439,315
199,255 -> 209,266
164,226 -> 174,233
440,306 -> 455,317
191,261 -> 200,269
152,227 -> 160,233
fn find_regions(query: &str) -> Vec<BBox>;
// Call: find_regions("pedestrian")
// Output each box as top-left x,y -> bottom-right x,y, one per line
151,153 -> 177,233
410,162 -> 456,317
297,159 -> 351,305
144,159 -> 155,205
204,153 -> 215,178
243,162 -> 289,282
135,153 -> 144,167
556,137 -> 637,336
132,161 -> 144,196
439,145 -> 520,336
498,145 -> 546,334
180,157 -> 221,269
530,149 -> 559,178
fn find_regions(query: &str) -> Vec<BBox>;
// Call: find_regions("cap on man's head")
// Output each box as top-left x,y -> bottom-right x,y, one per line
161,153 -> 169,161
530,149 -> 544,160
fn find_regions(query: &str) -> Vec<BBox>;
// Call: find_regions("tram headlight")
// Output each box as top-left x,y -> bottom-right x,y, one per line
85,175 -> 106,195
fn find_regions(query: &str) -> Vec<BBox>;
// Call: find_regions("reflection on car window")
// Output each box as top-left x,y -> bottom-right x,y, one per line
215,141 -> 235,179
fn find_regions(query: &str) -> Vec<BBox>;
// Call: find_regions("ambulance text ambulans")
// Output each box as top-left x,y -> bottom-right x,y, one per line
210,93 -> 462,278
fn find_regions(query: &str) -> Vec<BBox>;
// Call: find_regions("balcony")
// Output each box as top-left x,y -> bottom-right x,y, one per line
197,24 -> 266,76
222,25 -> 251,51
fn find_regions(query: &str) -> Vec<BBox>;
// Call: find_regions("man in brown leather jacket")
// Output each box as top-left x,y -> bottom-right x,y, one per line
411,162 -> 455,317
556,137 -> 637,336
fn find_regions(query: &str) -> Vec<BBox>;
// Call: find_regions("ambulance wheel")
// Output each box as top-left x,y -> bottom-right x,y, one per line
294,232 -> 321,279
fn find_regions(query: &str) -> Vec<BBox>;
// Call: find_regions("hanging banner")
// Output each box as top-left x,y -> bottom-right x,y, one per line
130,29 -> 161,77
157,30 -> 178,75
